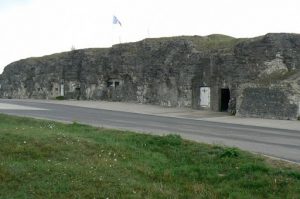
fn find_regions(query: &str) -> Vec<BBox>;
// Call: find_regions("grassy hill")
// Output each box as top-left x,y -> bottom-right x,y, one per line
0,114 -> 300,198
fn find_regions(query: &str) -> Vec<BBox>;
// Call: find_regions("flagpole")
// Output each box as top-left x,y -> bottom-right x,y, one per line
112,15 -> 122,44
111,18 -> 114,46
147,28 -> 150,38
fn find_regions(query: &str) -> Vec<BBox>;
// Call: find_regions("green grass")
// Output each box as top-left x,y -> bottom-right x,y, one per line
0,114 -> 300,198
255,70 -> 298,85
141,34 -> 245,53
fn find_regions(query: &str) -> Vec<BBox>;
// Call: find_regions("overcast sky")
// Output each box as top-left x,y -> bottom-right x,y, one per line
0,0 -> 300,73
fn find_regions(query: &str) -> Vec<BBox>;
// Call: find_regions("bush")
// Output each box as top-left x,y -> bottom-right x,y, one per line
55,96 -> 65,100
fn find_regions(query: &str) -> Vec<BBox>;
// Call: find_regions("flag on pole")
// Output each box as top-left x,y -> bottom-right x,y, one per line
113,15 -> 122,26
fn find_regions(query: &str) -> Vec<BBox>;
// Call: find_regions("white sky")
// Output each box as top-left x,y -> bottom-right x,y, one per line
0,0 -> 300,73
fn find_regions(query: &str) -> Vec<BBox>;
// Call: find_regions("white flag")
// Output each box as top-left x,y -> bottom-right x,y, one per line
113,15 -> 122,26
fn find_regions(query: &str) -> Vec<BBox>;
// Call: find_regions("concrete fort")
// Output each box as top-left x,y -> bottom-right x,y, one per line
0,33 -> 300,120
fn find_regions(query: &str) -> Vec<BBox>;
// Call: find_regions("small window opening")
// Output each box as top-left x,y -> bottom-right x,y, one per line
107,79 -> 121,88
107,81 -> 113,87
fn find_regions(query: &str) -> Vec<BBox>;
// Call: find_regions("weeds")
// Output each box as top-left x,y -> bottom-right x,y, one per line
220,147 -> 240,158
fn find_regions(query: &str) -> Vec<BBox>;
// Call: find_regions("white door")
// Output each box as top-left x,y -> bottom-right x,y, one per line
60,84 -> 64,96
200,87 -> 210,107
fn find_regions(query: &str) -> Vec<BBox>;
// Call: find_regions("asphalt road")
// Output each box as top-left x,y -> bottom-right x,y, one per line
1,99 -> 300,163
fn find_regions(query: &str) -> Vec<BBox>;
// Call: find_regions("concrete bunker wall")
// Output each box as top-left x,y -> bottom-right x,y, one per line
2,33 -> 300,120
236,87 -> 299,120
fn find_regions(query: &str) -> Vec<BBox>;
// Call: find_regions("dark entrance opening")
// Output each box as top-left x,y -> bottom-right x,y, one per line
220,88 -> 230,112
75,87 -> 81,100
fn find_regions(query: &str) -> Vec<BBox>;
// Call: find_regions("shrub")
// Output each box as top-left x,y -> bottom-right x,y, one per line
55,96 -> 65,100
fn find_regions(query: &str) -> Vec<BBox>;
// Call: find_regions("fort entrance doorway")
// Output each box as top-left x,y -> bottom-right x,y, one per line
220,88 -> 230,112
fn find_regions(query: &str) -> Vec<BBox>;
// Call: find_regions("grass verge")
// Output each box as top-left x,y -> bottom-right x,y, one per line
0,114 -> 300,198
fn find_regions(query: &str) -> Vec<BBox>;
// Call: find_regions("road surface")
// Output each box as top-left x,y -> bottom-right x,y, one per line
0,99 -> 300,163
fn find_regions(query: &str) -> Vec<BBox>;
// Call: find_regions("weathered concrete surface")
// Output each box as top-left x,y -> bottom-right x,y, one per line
237,87 -> 298,120
0,33 -> 300,119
